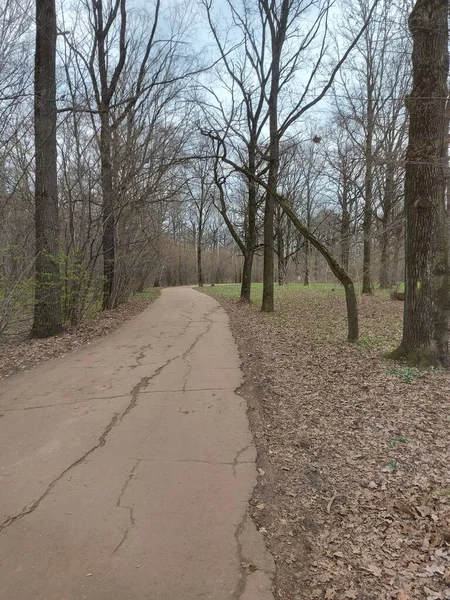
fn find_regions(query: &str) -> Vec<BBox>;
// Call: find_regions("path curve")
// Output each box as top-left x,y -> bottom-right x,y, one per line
0,287 -> 274,600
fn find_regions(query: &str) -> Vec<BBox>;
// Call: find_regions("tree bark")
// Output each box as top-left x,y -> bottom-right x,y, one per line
100,110 -> 116,309
379,217 -> 390,289
276,205 -> 285,285
393,0 -> 449,366
261,0 -> 289,313
32,0 -> 62,337
241,250 -> 254,301
240,143 -> 258,302
379,160 -> 395,288
304,240 -> 310,285
340,175 -> 351,272
362,89 -> 374,294
262,152 -> 277,311
197,217 -> 204,287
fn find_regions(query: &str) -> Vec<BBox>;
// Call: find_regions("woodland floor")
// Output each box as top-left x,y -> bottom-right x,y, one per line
204,283 -> 450,600
0,288 -> 159,381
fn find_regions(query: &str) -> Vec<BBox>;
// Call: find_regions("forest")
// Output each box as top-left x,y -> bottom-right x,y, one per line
1,0 -> 448,368
1,1 -> 450,599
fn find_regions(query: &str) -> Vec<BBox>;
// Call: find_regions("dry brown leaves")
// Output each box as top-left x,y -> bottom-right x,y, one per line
0,297 -> 157,381
215,289 -> 450,600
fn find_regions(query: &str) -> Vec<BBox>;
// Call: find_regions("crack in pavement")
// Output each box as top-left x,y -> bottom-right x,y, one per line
232,508 -> 275,600
130,349 -> 146,369
0,359 -> 178,532
0,306 -> 220,534
180,306 -> 220,394
0,412 -> 120,533
130,458 -> 254,467
233,510 -> 250,600
113,460 -> 141,554
0,394 -> 130,413
232,444 -> 252,479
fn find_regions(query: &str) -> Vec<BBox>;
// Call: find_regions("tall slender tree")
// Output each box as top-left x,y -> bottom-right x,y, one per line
32,0 -> 62,337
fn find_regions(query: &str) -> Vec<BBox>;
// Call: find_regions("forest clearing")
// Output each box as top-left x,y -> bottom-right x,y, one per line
205,284 -> 450,600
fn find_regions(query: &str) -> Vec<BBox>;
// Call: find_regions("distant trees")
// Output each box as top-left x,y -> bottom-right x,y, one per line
3,0 -> 450,355
335,0 -> 411,294
202,0 -> 382,317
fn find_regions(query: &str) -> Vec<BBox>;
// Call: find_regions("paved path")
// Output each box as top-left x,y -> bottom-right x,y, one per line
0,288 -> 274,600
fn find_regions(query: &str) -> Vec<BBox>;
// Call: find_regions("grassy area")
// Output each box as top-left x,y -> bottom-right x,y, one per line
133,287 -> 160,302
204,281 -> 403,351
205,282 -> 392,305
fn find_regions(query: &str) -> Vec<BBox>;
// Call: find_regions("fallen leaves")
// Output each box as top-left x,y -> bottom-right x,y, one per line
213,288 -> 450,600
0,297 -> 157,380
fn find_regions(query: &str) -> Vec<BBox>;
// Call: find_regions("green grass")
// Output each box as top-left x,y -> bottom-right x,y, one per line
205,281 -> 397,304
205,282 -> 343,304
133,287 -> 160,301
387,366 -> 422,383
357,336 -> 385,349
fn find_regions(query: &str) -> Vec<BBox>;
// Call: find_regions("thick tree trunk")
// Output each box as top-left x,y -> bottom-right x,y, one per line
262,163 -> 276,311
241,249 -> 254,302
393,0 -> 449,366
262,2 -> 288,313
100,111 -> 116,310
32,0 -> 62,338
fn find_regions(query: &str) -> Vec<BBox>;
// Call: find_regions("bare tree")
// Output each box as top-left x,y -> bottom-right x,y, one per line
201,0 -> 270,302
185,146 -> 215,287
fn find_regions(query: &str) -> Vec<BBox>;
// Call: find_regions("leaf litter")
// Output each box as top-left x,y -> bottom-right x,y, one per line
0,296 -> 158,381
210,288 -> 450,600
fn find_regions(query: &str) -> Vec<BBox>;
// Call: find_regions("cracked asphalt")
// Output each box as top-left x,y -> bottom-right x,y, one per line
0,287 -> 274,600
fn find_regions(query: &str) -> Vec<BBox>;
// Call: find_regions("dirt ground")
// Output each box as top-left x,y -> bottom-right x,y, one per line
208,288 -> 450,600
0,292 -> 159,381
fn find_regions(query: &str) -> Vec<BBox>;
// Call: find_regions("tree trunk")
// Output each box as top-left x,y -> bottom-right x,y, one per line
380,160 -> 395,288
362,91 -> 374,294
241,249 -> 254,302
379,217 -> 390,289
197,224 -> 204,287
304,240 -> 310,285
240,144 -> 257,302
100,110 -> 116,310
340,178 -> 350,272
32,0 -> 62,338
262,2 -> 288,313
262,163 -> 276,311
277,207 -> 285,285
393,0 -> 449,367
